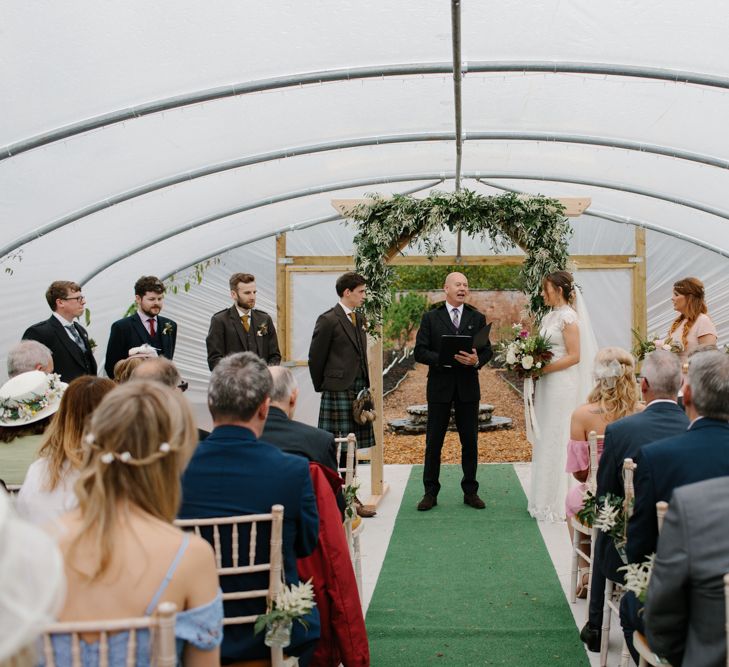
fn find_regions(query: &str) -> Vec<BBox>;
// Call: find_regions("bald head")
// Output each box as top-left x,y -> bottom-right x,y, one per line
444,272 -> 469,308
130,357 -> 181,388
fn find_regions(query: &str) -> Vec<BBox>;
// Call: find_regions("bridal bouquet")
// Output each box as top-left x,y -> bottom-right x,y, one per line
632,329 -> 683,361
497,324 -> 554,379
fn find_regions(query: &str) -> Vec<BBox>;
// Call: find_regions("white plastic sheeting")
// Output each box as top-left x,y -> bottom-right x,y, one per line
3,1 -> 729,414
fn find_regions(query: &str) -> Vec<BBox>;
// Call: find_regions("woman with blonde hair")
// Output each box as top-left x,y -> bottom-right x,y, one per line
664,277 -> 717,369
565,347 -> 643,594
46,381 -> 222,666
16,376 -> 116,525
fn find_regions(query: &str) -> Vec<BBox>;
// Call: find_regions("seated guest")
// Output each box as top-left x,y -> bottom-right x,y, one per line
130,358 -> 208,440
7,340 -> 54,377
565,347 -> 642,598
621,349 -> 729,663
16,376 -> 115,525
580,350 -> 688,652
644,476 -> 729,666
48,381 -> 222,666
263,366 -> 338,471
112,356 -> 147,383
0,489 -> 65,667
0,371 -> 66,487
179,352 -> 320,665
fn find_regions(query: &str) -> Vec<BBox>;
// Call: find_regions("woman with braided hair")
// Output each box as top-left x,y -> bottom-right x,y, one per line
45,381 -> 222,666
664,277 -> 717,371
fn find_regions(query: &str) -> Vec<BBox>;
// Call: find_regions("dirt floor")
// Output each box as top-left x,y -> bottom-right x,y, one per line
383,363 -> 533,464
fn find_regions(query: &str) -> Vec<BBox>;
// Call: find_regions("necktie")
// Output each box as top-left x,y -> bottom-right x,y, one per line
148,318 -> 156,337
451,308 -> 460,329
348,312 -> 357,327
241,314 -> 250,332
65,324 -> 85,350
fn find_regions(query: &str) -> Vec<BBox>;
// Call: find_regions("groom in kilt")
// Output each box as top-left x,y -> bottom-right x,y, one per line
309,271 -> 376,517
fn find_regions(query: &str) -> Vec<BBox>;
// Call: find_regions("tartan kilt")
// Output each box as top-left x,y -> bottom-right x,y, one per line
318,376 -> 375,449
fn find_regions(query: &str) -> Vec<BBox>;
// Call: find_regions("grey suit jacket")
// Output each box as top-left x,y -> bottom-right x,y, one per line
644,476 -> 729,667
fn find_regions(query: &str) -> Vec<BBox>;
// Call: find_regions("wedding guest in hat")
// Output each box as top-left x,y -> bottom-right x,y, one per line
112,344 -> 158,383
6,340 -> 54,378
0,371 -> 67,487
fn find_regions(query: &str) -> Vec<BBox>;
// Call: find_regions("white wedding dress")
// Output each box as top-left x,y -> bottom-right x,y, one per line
528,302 -> 596,522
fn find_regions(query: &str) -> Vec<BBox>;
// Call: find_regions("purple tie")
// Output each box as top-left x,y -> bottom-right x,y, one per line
451,308 -> 459,329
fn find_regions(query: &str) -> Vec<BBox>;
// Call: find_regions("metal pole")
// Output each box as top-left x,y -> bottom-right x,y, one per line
451,0 -> 463,262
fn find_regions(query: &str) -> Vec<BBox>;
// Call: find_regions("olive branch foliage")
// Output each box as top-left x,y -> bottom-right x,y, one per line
348,189 -> 571,334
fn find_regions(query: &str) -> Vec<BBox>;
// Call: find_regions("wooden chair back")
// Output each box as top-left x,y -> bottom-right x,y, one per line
656,501 -> 669,534
175,506 -> 285,666
725,573 -> 729,667
623,458 -> 637,519
335,432 -> 357,486
41,602 -> 177,667
586,431 -> 604,493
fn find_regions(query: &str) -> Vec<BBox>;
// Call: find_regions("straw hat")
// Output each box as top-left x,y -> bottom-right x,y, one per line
0,489 -> 65,660
0,371 -> 67,427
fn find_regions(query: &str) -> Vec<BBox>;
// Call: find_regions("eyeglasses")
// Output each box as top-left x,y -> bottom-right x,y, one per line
177,380 -> 189,393
62,295 -> 86,303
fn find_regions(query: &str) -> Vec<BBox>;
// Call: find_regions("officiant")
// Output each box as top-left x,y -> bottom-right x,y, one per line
414,272 -> 493,512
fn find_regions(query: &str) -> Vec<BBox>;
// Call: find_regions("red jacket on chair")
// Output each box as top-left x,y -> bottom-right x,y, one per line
298,463 -> 370,667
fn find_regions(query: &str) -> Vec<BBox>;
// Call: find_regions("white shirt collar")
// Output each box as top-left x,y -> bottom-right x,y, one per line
645,399 -> 678,407
447,303 -> 464,316
137,311 -> 157,323
52,312 -> 75,327
235,305 -> 251,317
338,301 -> 353,315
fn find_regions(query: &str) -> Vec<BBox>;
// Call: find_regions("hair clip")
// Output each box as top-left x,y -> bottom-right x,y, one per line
85,433 -> 95,445
159,442 -> 170,453
100,452 -> 114,464
120,452 -> 132,462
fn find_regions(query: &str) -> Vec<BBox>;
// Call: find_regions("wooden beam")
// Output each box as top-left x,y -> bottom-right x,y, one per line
368,326 -> 385,499
632,227 -> 648,338
276,233 -> 288,361
288,254 -> 633,268
331,196 -> 591,218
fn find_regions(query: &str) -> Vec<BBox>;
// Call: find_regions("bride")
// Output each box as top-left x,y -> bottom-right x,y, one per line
528,270 -> 598,522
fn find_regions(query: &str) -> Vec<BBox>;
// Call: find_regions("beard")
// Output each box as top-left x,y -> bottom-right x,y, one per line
140,305 -> 161,318
235,296 -> 255,310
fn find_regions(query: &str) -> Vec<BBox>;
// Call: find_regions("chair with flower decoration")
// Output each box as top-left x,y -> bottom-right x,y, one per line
175,505 -> 286,667
599,457 -> 637,667
335,432 -> 364,598
569,431 -> 603,608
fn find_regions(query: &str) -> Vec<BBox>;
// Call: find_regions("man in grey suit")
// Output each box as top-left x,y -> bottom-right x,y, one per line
580,351 -> 689,652
644,476 -> 729,666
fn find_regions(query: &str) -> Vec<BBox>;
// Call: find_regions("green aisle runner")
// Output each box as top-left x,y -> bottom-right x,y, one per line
365,465 -> 589,666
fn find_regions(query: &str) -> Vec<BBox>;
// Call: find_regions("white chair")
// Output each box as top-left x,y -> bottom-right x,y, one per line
175,505 -> 286,667
335,432 -> 364,598
600,457 -> 637,667
569,431 -> 603,607
724,572 -> 729,667
633,501 -> 672,667
41,602 -> 177,667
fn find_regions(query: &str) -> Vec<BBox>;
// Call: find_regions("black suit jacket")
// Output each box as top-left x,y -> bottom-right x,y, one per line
262,406 -> 338,472
103,313 -> 177,377
206,306 -> 281,370
308,304 -> 369,392
626,418 -> 729,564
23,316 -> 97,383
414,303 -> 492,403
594,401 -> 689,580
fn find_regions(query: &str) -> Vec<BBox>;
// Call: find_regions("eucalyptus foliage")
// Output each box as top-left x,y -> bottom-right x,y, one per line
349,189 -> 571,332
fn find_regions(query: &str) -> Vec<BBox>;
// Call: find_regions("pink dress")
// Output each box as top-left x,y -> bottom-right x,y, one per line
564,438 -> 604,518
669,313 -> 717,368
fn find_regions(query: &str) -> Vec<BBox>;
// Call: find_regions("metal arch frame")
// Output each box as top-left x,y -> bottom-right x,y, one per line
79,177 -> 445,286
81,165 -> 729,286
78,167 -> 729,288
474,179 -> 729,260
5,60 -> 729,160
5,130 -> 729,259
152,174 -> 729,287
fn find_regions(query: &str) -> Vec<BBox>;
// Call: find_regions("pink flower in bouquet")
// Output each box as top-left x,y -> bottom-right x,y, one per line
519,329 -> 529,339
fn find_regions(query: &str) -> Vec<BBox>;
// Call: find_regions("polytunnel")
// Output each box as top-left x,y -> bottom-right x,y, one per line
3,1 -> 729,423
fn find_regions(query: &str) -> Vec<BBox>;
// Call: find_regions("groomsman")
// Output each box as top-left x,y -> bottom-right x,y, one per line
206,273 -> 281,370
22,280 -> 97,383
104,276 -> 177,377
414,272 -> 492,511
308,272 -> 376,518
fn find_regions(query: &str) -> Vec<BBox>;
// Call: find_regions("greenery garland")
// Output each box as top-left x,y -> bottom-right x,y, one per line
349,189 -> 571,332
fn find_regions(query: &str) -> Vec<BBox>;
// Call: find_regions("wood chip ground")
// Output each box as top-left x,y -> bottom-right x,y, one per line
383,364 -> 533,464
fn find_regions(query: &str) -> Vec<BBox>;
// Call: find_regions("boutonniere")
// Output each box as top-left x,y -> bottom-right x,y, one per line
88,338 -> 97,351
162,322 -> 174,336
257,323 -> 268,337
